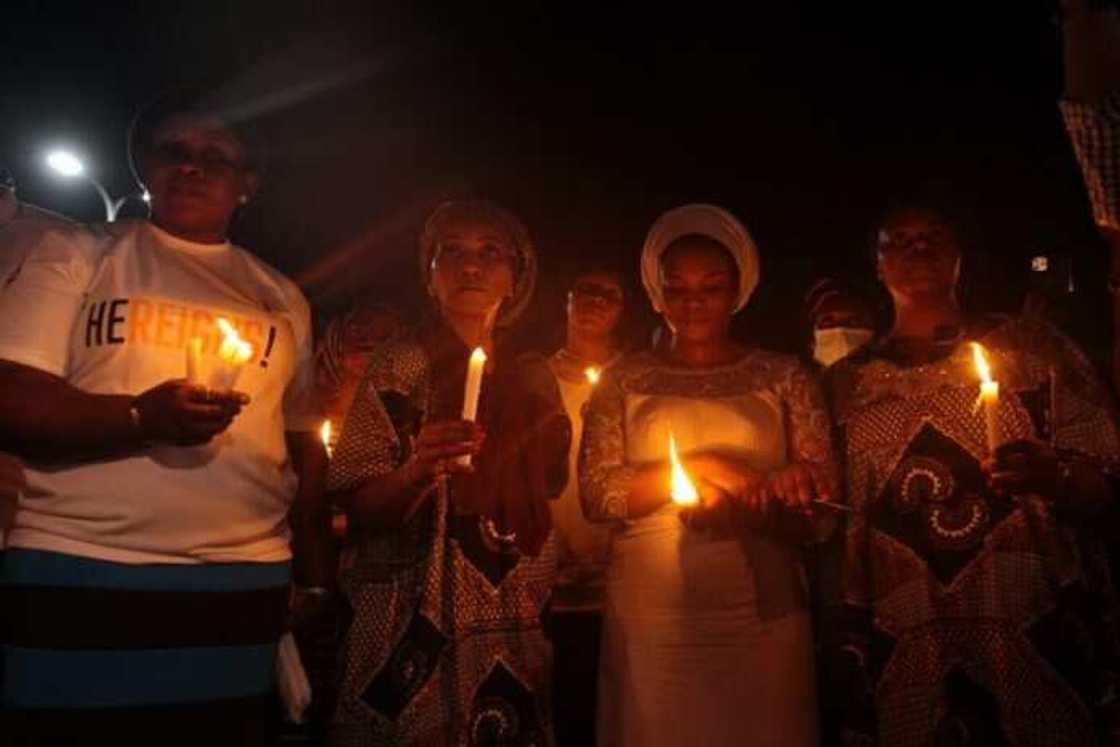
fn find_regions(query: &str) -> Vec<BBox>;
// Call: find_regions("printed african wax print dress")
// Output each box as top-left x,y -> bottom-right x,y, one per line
327,323 -> 569,746
828,316 -> 1120,746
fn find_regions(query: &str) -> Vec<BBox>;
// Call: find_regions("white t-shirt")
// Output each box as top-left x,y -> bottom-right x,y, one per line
548,351 -> 612,611
0,219 -> 318,564
0,199 -> 76,289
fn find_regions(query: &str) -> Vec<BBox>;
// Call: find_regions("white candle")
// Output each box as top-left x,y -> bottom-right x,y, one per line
462,347 -> 487,420
971,342 -> 1001,454
668,432 -> 699,506
458,347 -> 487,466
186,337 -> 203,386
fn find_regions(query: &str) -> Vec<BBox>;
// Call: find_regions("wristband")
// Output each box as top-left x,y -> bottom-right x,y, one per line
128,400 -> 148,443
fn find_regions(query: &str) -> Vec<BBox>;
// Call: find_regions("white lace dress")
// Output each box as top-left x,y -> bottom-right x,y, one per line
579,350 -> 835,747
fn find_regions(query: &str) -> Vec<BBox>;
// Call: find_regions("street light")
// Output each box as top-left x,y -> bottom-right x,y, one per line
44,149 -> 146,222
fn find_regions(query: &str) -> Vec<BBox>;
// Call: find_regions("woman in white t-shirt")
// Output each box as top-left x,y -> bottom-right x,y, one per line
0,91 -> 328,743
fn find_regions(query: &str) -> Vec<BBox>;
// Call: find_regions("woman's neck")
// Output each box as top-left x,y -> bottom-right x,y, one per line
444,311 -> 495,352
564,330 -> 615,366
666,335 -> 743,367
151,216 -> 228,245
889,296 -> 964,341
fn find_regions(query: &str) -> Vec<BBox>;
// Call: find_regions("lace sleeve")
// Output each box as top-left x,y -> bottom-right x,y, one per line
578,365 -> 635,523
778,359 -> 837,471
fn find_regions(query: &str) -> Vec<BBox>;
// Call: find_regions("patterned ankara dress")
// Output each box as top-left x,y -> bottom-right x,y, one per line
327,323 -> 569,747
579,349 -> 835,747
828,315 -> 1120,746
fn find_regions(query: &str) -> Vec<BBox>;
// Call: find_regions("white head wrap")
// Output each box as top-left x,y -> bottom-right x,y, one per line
640,203 -> 760,313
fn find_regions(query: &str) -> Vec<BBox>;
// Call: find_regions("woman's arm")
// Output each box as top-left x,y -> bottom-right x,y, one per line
743,360 -> 840,542
339,419 -> 482,530
0,361 -> 245,462
579,367 -> 672,522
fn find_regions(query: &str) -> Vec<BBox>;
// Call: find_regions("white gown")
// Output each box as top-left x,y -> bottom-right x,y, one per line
579,351 -> 830,746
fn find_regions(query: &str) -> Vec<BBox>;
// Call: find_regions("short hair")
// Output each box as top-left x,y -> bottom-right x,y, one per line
866,183 -> 976,262
127,86 -> 264,184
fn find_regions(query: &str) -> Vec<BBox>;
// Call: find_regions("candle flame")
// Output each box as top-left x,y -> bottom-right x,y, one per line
216,317 -> 253,365
585,366 -> 601,385
971,342 -> 993,385
668,432 -> 699,506
320,419 -> 334,458
470,347 -> 487,367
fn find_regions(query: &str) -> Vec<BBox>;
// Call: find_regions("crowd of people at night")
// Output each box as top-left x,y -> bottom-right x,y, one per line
2,1 -> 1120,745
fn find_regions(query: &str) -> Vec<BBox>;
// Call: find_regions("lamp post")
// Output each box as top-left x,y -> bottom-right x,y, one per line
45,150 -> 146,221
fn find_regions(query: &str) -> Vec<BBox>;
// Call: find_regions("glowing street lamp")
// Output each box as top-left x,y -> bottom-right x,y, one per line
44,149 -> 146,222
46,151 -> 84,177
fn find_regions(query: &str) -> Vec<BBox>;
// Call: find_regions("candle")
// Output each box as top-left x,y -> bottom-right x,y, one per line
320,419 -> 334,459
668,432 -> 699,506
584,366 -> 601,385
971,342 -> 1000,454
186,337 -> 203,386
458,347 -> 487,466
211,317 -> 253,391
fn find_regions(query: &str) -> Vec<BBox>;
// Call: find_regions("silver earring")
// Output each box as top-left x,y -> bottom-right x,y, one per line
238,195 -> 249,205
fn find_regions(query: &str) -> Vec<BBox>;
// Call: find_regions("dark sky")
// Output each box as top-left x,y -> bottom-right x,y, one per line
1,1 -> 1110,354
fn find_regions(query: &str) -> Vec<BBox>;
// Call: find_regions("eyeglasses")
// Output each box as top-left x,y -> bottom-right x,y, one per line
148,141 -> 247,173
570,281 -> 623,305
877,227 -> 956,256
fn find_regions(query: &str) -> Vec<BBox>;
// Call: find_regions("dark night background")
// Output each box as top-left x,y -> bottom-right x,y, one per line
1,1 -> 1111,360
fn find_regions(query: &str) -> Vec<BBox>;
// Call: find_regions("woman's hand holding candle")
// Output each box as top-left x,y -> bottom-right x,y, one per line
984,440 -> 1061,500
132,380 -> 249,446
409,419 -> 485,484
744,463 -> 836,513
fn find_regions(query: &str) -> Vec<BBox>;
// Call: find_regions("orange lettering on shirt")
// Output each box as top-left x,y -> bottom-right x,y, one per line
187,309 -> 216,353
156,304 -> 183,348
130,299 -> 154,344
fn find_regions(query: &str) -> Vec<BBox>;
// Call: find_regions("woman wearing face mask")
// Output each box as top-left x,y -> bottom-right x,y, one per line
0,90 -> 326,742
804,277 -> 876,369
579,204 -> 839,746
827,203 -> 1120,745
327,200 -> 570,746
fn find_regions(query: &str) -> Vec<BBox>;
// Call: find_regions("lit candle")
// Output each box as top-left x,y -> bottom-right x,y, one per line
668,432 -> 699,506
186,337 -> 203,386
971,342 -> 1000,454
320,419 -> 334,459
211,317 -> 253,391
459,347 -> 487,466
584,366 -> 601,385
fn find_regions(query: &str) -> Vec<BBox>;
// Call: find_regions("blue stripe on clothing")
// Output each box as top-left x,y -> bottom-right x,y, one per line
1,549 -> 290,591
2,643 -> 278,708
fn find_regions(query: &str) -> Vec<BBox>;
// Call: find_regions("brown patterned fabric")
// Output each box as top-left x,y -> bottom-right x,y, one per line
328,322 -> 569,746
827,315 -> 1120,746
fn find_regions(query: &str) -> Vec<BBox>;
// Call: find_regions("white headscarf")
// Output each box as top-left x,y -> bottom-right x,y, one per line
640,203 -> 760,313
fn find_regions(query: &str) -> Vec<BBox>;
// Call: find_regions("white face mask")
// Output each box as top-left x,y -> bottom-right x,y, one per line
813,327 -> 874,367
